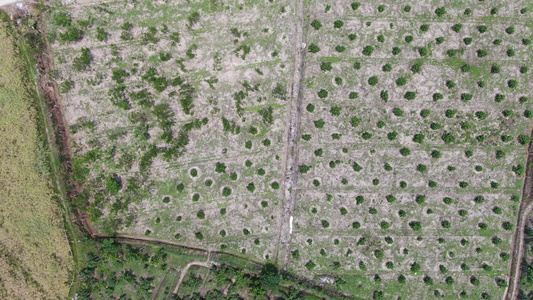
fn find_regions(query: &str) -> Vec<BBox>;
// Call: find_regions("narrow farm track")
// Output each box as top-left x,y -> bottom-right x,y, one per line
275,0 -> 308,269
505,126 -> 533,300
171,261 -> 214,295
78,210 -> 264,264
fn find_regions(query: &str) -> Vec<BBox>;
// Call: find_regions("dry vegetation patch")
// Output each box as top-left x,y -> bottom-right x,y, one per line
0,16 -> 73,299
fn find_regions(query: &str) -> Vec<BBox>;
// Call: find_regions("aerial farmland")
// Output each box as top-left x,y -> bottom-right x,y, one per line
45,0 -> 532,298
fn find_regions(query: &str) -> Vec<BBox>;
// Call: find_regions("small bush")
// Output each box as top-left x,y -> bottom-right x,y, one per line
451,24 -> 463,33
308,43 -> 320,53
246,183 -> 255,193
441,132 -> 456,144
380,90 -> 389,102
474,196 -> 485,204
399,148 -> 411,156
321,220 -> 330,228
333,20 -> 344,28
314,119 -> 325,128
518,135 -> 531,145
461,93 -> 472,102
59,26 -> 83,43
368,76 -> 379,86
222,187 -> 232,196
335,45 -> 346,52
411,63 -> 422,73
392,108 -> 404,116
431,150 -> 441,158
477,49 -> 488,57
416,195 -> 426,205
330,106 -> 342,116
396,77 -> 407,86
418,47 -> 429,56
413,134 -> 424,143
435,7 -> 446,17
311,19 -> 322,30
392,47 -> 401,55
192,193 -> 200,202
362,45 -> 374,56
54,12 -> 73,27
387,131 -> 398,141
404,91 -> 416,100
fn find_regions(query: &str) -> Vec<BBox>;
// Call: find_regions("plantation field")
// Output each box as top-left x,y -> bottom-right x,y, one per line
47,0 -> 532,298
0,14 -> 73,300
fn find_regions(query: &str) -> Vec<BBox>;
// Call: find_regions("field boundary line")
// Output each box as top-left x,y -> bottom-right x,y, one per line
505,124 -> 533,300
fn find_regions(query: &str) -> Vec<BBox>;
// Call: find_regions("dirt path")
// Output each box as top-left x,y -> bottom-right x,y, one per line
505,126 -> 533,300
275,0 -> 308,269
0,0 -> 20,7
171,261 -> 214,295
